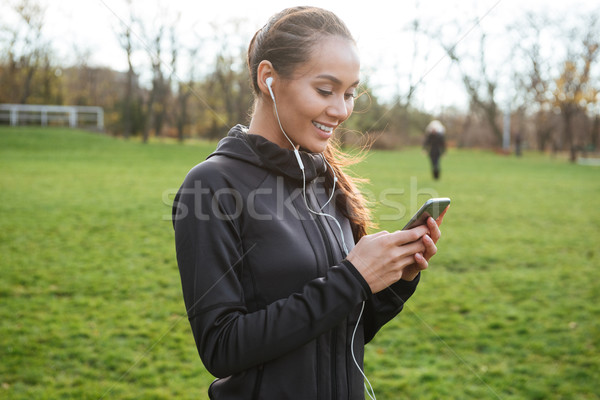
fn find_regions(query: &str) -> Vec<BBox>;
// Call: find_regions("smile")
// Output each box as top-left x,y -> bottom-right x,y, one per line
312,121 -> 334,133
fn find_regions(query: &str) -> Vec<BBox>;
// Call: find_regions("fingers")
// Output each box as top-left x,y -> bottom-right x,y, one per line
435,206 -> 449,227
421,234 -> 438,261
427,217 -> 442,243
370,230 -> 389,238
392,238 -> 426,262
362,234 -> 426,283
348,223 -> 442,293
413,252 -> 429,269
387,225 -> 429,246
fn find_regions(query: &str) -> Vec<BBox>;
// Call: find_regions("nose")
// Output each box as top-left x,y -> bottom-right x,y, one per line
326,94 -> 352,122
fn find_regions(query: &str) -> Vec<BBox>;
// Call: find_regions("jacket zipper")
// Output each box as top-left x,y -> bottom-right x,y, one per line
309,185 -> 338,399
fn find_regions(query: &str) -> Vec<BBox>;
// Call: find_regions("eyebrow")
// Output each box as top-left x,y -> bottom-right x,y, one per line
316,74 -> 360,87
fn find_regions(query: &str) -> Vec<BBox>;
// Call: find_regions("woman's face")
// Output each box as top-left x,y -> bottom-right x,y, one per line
273,36 -> 360,153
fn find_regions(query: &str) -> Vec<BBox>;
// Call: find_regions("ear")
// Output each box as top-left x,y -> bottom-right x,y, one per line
257,60 -> 276,100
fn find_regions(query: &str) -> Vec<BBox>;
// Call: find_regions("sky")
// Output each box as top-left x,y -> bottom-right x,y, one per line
2,0 -> 598,112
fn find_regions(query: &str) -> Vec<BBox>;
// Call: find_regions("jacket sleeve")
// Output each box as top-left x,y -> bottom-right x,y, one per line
172,166 -> 370,378
362,273 -> 421,344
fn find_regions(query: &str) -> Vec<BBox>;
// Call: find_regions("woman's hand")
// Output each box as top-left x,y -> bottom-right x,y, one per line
346,208 -> 447,293
401,209 -> 446,281
346,225 -> 429,294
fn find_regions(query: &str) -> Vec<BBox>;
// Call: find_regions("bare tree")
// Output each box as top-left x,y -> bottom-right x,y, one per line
511,12 -> 558,151
39,47 -> 61,104
390,9 -> 433,110
390,13 -> 435,140
115,0 -> 138,138
372,2 -> 436,142
68,46 -> 94,105
0,0 -> 53,104
173,45 -> 199,142
592,113 -> 600,152
138,10 -> 179,142
552,17 -> 599,162
209,19 -> 253,131
441,30 -> 504,147
16,0 -> 45,103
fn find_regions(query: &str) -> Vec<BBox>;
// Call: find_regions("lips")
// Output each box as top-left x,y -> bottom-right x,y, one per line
312,121 -> 334,133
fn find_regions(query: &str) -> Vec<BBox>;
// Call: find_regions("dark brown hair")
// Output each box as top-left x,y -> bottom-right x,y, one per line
247,7 -> 373,241
247,7 -> 354,93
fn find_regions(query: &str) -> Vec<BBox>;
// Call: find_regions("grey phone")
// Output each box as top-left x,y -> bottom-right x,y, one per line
402,197 -> 450,230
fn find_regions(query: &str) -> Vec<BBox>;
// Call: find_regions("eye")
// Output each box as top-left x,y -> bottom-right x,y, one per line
344,91 -> 357,100
317,88 -> 333,96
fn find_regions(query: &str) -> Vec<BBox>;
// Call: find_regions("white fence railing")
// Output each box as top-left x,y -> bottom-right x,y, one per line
0,104 -> 104,130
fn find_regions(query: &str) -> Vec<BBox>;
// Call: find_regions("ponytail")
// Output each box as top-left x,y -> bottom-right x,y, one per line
323,140 -> 374,242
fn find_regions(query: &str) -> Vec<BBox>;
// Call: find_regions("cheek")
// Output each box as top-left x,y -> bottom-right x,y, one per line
345,99 -> 355,119
293,89 -> 322,114
348,99 -> 355,114
305,95 -> 329,115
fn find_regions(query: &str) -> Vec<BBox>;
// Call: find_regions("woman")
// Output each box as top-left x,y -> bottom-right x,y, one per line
173,7 -> 445,399
423,120 -> 446,180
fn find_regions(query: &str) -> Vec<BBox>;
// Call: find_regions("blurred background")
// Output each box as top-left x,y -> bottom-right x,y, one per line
1,0 -> 599,159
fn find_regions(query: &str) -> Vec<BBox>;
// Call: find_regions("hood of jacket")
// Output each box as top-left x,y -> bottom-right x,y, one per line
207,124 -> 327,182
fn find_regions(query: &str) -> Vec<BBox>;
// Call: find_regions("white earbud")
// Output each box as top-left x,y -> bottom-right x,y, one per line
266,77 -> 275,101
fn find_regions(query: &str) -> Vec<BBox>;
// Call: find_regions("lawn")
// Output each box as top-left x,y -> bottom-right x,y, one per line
1,127 -> 598,399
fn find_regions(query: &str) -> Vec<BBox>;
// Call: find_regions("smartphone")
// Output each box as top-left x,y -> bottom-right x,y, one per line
402,197 -> 451,230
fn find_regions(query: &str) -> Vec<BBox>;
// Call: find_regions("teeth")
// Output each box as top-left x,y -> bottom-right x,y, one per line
313,122 -> 333,132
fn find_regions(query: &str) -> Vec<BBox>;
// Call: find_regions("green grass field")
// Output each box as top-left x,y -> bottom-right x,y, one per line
1,127 -> 599,399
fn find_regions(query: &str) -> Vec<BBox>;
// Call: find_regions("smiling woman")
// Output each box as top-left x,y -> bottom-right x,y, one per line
249,36 -> 360,152
172,6 -> 446,400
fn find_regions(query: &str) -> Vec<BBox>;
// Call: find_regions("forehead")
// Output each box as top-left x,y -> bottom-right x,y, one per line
294,36 -> 360,84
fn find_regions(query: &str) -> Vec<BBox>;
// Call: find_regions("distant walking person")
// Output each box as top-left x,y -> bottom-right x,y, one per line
423,120 -> 446,180
515,132 -> 522,157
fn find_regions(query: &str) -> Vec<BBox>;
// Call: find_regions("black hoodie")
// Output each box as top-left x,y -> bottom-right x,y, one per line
173,125 -> 420,399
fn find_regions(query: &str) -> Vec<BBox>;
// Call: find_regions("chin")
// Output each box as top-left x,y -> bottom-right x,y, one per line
304,140 -> 329,154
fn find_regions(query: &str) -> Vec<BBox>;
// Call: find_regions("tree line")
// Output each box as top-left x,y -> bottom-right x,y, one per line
1,0 -> 598,161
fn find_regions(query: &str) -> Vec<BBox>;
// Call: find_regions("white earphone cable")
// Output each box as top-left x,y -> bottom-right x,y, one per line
352,301 -> 377,400
271,92 -> 297,152
319,154 -> 338,211
270,82 -> 374,399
